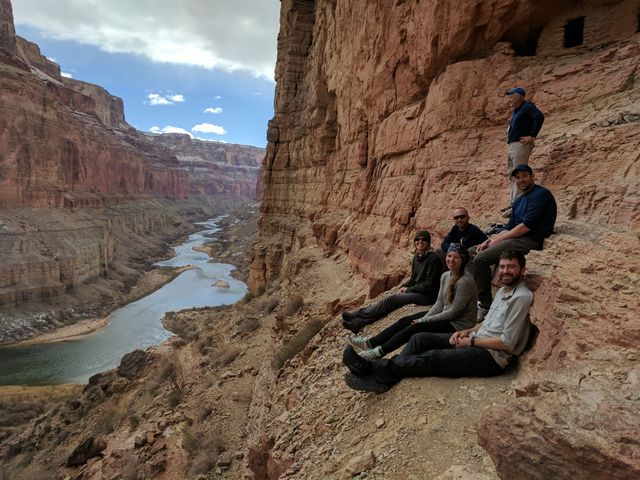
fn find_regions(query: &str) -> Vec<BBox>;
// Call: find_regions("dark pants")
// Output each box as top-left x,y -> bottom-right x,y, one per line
356,292 -> 434,325
470,237 -> 541,309
371,332 -> 503,384
369,311 -> 456,355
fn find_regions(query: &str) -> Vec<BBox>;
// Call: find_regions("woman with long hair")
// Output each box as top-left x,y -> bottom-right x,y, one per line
347,244 -> 477,359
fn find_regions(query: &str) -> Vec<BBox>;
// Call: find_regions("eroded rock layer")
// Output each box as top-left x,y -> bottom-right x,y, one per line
251,0 -> 640,477
144,133 -> 263,198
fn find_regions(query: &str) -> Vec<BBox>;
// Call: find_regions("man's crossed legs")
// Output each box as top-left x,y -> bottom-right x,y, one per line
343,332 -> 503,393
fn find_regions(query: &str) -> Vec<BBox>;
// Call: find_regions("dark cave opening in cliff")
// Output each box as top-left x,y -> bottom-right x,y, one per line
514,27 -> 543,56
564,16 -> 585,48
500,24 -> 542,57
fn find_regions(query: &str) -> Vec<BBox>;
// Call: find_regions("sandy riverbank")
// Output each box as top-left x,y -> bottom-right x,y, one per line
8,266 -> 196,347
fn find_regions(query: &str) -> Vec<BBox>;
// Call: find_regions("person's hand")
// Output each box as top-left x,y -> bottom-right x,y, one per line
449,331 -> 465,345
399,287 -> 407,293
454,336 -> 472,348
412,317 -> 426,324
476,239 -> 491,252
519,136 -> 535,144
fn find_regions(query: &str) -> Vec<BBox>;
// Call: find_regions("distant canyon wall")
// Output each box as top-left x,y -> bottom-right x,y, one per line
0,0 -> 264,317
144,133 -> 263,199
251,0 -> 640,478
0,0 -> 264,208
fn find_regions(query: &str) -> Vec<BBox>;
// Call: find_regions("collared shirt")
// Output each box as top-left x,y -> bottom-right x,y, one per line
440,223 -> 488,253
476,280 -> 533,368
507,101 -> 545,143
506,184 -> 557,243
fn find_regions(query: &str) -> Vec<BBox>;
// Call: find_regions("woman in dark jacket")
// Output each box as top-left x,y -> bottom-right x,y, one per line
342,230 -> 443,334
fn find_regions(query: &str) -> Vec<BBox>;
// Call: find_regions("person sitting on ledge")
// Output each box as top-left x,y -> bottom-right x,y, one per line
342,230 -> 443,334
473,164 -> 556,321
346,244 -> 476,360
342,251 -> 533,393
437,207 -> 487,263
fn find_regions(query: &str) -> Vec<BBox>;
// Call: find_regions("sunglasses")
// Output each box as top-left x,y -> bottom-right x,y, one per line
453,215 -> 468,220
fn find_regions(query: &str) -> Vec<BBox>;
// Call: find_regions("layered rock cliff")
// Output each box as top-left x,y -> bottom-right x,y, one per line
248,0 -> 640,477
144,133 -> 263,198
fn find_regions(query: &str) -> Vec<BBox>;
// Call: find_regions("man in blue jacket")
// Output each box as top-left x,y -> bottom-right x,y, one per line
473,164 -> 556,319
505,87 -> 545,205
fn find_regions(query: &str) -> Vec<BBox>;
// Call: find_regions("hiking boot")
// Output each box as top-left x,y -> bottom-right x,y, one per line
359,346 -> 383,360
342,345 -> 372,376
346,335 -> 370,350
344,372 -> 390,394
342,313 -> 364,334
341,310 -> 358,321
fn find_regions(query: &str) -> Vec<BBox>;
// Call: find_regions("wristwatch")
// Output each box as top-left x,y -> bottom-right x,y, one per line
470,332 -> 477,346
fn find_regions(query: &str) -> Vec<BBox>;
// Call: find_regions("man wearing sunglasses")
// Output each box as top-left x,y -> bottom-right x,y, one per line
439,208 -> 488,260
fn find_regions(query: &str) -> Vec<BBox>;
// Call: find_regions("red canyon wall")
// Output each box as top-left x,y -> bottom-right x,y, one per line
251,0 -> 640,477
144,133 -> 263,198
0,38 -> 188,207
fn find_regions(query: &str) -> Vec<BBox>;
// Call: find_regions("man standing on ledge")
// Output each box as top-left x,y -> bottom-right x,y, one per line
342,252 -> 532,393
505,87 -> 545,205
473,164 -> 556,319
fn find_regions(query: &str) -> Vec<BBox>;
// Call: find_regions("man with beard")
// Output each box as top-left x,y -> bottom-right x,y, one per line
342,251 -> 532,393
473,164 -> 556,320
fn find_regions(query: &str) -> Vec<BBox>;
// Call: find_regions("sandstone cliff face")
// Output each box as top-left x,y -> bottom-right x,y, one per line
144,133 -> 263,198
15,36 -> 61,78
0,58 -> 189,208
0,0 -> 16,54
250,0 -> 640,477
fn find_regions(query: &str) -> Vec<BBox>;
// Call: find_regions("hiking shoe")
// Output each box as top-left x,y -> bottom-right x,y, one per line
342,345 -> 372,376
342,314 -> 363,334
341,310 -> 357,321
344,372 -> 390,394
346,335 -> 370,350
359,346 -> 383,360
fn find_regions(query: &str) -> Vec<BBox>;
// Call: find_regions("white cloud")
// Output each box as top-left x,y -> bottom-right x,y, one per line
214,95 -> 222,100
149,125 -> 192,137
204,107 -> 223,114
12,1 -> 279,80
147,93 -> 185,106
192,123 -> 227,135
61,71 -> 73,78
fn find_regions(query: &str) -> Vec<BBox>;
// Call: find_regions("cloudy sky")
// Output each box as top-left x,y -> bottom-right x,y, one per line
12,0 -> 280,147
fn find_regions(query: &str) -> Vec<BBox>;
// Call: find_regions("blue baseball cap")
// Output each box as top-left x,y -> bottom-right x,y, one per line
511,164 -> 533,176
506,87 -> 526,96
